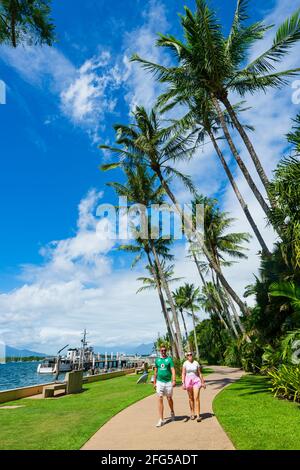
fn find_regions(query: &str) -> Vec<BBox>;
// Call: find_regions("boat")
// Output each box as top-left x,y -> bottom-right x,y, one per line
36,330 -> 133,374
37,357 -> 72,374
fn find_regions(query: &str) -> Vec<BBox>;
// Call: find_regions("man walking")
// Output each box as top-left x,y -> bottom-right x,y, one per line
153,345 -> 176,427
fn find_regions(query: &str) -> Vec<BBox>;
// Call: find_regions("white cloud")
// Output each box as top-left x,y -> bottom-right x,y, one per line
1,46 -> 125,142
122,0 -> 170,111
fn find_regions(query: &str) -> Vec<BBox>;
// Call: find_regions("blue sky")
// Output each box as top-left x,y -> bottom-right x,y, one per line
0,0 -> 299,353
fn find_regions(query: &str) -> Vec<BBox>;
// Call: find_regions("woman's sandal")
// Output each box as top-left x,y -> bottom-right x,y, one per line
197,416 -> 202,422
190,415 -> 196,420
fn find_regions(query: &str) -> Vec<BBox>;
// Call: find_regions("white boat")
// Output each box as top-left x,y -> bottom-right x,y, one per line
37,357 -> 72,374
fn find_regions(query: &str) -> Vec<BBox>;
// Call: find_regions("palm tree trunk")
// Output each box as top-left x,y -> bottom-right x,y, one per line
146,253 -> 179,357
9,0 -> 17,47
180,308 -> 189,343
191,305 -> 200,359
209,131 -> 271,256
191,251 -> 231,330
156,170 -> 251,318
151,242 -> 184,358
212,270 -> 239,338
221,284 -> 251,344
211,96 -> 271,218
220,94 -> 270,192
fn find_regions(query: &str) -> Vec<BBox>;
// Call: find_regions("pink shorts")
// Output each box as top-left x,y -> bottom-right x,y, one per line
184,373 -> 202,390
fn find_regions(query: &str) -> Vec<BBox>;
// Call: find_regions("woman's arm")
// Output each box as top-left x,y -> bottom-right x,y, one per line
182,365 -> 186,387
198,366 -> 206,388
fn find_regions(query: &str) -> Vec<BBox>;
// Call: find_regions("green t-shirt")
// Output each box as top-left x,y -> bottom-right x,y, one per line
155,356 -> 174,383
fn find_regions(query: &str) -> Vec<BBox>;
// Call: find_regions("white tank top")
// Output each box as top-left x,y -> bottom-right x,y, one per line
183,360 -> 200,376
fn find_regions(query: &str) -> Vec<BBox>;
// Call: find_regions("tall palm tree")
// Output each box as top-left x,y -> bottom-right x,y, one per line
0,0 -> 55,47
174,283 -> 202,359
200,195 -> 251,336
166,94 -> 271,253
199,281 -> 231,332
137,261 -> 183,357
132,0 -> 300,197
172,287 -> 190,346
106,163 -> 184,357
100,106 -> 251,318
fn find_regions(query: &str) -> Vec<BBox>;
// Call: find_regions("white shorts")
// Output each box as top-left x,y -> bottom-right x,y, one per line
156,381 -> 173,397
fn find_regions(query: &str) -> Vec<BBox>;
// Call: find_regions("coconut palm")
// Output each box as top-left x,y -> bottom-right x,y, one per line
199,281 -> 231,332
132,1 -> 300,198
0,0 -> 55,47
174,283 -> 202,359
106,162 -> 184,357
161,93 -> 271,253
196,194 -> 251,336
172,287 -> 190,346
269,281 -> 300,313
100,106 -> 251,318
137,261 -> 183,357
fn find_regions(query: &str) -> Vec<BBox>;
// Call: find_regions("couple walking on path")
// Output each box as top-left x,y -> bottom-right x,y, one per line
153,345 -> 206,427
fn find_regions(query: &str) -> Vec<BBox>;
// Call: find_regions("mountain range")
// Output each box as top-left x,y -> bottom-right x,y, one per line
5,342 -> 154,358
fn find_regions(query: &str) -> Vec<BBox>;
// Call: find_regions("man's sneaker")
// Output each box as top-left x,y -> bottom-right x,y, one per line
170,412 -> 175,421
156,419 -> 164,427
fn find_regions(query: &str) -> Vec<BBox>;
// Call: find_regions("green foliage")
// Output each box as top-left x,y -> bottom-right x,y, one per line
194,318 -> 231,364
239,340 -> 263,372
0,0 -> 55,47
224,340 -> 242,367
261,329 -> 300,373
268,365 -> 300,402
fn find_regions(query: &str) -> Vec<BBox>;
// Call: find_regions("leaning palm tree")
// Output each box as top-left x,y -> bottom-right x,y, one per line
161,93 -> 271,253
195,194 -> 251,337
0,0 -> 55,47
199,281 -> 231,332
100,106 -> 250,318
174,283 -> 202,359
137,261 -> 183,356
172,287 -> 190,346
106,162 -> 184,357
132,1 -> 300,198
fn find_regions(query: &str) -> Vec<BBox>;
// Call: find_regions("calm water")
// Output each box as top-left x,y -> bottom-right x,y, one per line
0,362 -> 66,391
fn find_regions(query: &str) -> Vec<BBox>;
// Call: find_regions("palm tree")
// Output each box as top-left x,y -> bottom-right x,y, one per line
132,1 -> 300,198
100,106 -> 251,318
0,0 -> 55,47
197,195 -> 251,337
137,261 -> 183,357
172,287 -> 190,346
174,283 -> 202,359
199,281 -> 231,332
106,162 -> 184,357
166,94 -> 271,253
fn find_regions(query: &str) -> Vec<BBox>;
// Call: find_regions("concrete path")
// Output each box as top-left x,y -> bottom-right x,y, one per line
82,366 -> 244,450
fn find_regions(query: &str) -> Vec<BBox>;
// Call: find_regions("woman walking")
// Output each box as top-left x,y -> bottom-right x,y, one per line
182,352 -> 206,422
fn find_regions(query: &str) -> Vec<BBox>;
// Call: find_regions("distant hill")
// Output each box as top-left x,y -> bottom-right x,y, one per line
5,346 -> 47,358
94,343 -> 154,356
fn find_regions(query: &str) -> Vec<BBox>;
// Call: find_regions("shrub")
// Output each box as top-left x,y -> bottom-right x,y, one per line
224,340 -> 242,367
268,365 -> 300,402
240,340 -> 263,372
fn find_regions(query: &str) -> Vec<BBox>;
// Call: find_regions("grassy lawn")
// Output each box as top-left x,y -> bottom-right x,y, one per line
213,374 -> 300,450
0,375 -> 155,450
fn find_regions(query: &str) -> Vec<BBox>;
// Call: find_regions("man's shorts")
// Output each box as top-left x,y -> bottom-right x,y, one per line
156,380 -> 173,397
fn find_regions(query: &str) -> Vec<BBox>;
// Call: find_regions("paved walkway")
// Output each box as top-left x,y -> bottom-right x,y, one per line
82,366 -> 244,450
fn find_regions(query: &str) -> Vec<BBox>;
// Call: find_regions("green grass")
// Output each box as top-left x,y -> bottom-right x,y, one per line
213,374 -> 300,450
0,375 -> 154,450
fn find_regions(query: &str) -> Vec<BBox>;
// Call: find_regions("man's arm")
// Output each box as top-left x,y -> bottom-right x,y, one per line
171,367 -> 176,386
153,366 -> 157,388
